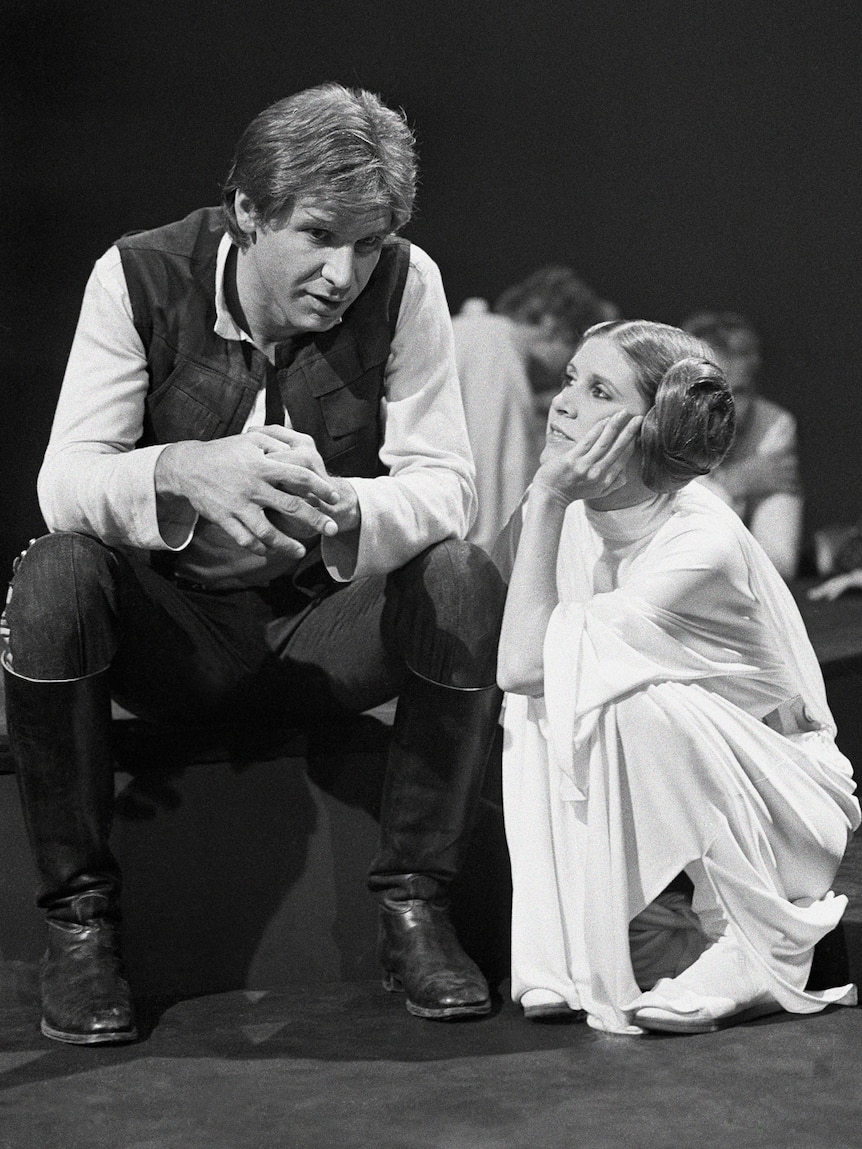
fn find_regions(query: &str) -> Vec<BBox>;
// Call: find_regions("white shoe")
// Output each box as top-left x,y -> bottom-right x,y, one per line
631,931 -> 782,1035
520,989 -> 585,1022
585,1013 -> 646,1037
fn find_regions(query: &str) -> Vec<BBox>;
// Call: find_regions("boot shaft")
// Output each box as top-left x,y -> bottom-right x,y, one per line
369,676 -> 502,896
3,666 -> 120,910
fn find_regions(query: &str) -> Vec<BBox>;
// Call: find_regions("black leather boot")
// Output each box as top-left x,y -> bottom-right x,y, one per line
371,675 -> 502,1019
41,893 -> 136,1045
3,666 -> 137,1044
379,883 -> 491,1018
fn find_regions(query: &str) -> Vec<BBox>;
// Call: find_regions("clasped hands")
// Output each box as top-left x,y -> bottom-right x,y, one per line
156,425 -> 359,559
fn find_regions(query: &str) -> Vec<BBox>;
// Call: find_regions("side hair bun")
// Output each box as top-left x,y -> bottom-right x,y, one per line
640,357 -> 735,493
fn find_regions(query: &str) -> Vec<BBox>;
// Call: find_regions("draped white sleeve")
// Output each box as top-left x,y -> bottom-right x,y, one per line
543,487 -> 840,797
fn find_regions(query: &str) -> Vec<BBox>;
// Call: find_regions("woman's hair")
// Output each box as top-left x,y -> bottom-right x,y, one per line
580,319 -> 736,493
493,266 -> 616,344
221,83 -> 417,249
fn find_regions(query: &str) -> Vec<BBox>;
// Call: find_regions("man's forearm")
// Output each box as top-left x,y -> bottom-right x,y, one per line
38,443 -> 190,550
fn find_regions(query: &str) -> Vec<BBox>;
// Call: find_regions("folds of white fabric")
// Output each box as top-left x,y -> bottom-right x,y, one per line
505,683 -> 858,1033
504,484 -> 860,1034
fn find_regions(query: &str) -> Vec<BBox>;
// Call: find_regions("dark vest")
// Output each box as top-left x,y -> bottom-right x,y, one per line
116,207 -> 410,480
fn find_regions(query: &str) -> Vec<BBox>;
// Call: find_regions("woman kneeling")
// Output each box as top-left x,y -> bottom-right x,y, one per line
496,319 -> 860,1035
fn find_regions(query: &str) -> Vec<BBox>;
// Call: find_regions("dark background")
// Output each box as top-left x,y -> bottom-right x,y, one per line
2,0 -> 861,578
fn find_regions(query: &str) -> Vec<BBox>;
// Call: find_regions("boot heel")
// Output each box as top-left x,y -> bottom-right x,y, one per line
382,970 -> 403,993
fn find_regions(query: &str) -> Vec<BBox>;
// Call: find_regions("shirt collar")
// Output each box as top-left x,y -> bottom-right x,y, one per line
213,233 -> 252,343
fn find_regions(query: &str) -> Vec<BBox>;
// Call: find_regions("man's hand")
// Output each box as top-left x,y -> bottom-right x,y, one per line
251,426 -> 361,535
155,426 -> 343,558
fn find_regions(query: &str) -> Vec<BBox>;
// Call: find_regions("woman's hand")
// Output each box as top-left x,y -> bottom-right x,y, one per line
533,411 -> 643,506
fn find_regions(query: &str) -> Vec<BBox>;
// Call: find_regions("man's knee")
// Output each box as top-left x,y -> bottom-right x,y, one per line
4,533 -> 118,680
411,538 -> 505,614
386,539 -> 506,688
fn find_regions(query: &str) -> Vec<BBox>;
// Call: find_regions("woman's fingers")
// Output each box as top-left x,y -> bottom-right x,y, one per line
534,409 -> 645,505
576,414 -> 619,454
578,413 -> 643,493
581,412 -> 641,463
574,413 -> 641,486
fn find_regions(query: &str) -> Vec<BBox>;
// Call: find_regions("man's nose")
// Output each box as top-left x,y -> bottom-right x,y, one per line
322,246 -> 355,290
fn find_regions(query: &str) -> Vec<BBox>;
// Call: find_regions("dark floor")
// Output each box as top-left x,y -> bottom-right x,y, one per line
1,836 -> 861,1149
1,976 -> 861,1149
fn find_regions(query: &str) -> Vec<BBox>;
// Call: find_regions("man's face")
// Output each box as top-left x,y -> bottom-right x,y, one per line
708,330 -> 760,424
235,194 -> 393,342
532,330 -> 579,380
524,318 -> 578,400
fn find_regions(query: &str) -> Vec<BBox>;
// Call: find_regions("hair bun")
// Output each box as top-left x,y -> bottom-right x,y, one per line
640,357 -> 735,493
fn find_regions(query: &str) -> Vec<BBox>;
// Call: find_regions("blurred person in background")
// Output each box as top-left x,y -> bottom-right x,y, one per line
682,311 -> 802,579
453,267 -> 617,552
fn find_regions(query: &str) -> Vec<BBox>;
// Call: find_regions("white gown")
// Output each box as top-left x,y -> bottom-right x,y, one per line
502,482 -> 861,1034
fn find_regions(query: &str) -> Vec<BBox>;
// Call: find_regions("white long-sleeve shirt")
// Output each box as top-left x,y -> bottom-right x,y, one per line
39,233 -> 477,587
452,309 -> 542,553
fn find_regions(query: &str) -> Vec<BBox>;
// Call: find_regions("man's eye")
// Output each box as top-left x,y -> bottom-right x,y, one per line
307,229 -> 330,243
357,236 -> 384,253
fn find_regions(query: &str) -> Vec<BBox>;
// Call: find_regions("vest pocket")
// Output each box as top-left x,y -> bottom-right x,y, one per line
319,382 -> 380,439
146,355 -> 246,441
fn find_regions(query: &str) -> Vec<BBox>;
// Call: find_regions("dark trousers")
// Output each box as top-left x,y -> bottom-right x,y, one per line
3,532 -> 506,910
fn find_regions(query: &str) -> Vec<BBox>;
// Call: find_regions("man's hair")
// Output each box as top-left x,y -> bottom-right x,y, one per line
221,83 -> 418,249
493,266 -> 615,344
681,311 -> 760,356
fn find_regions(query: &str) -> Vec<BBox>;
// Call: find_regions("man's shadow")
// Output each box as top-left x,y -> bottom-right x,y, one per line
109,704 -> 511,1025
109,710 -> 388,1005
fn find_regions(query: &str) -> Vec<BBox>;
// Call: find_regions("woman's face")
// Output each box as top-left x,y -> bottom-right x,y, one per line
541,336 -> 649,465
